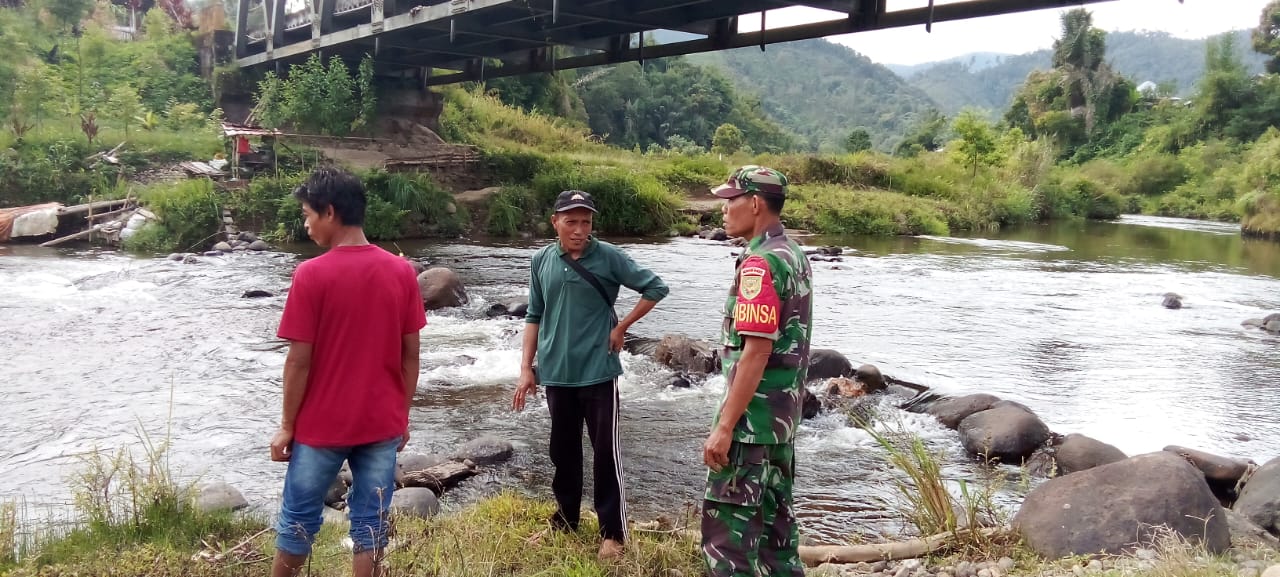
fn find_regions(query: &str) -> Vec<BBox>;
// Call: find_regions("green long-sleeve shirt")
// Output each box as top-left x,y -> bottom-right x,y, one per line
525,237 -> 668,386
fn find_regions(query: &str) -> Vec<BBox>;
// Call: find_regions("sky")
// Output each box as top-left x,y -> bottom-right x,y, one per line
740,0 -> 1272,65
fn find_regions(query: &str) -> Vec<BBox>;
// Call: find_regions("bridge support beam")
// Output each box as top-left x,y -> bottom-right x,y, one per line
235,0 -> 250,58
268,0 -> 286,55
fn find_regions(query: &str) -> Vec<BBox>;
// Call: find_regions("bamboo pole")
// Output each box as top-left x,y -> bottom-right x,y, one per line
798,528 -> 1004,566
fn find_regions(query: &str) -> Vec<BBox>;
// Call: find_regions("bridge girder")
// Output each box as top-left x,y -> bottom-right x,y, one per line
235,0 -> 1126,85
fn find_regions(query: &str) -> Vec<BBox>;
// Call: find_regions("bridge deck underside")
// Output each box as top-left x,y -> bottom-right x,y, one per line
235,0 -> 1118,84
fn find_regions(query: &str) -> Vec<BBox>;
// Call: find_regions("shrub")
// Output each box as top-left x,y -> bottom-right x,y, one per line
136,180 -> 222,252
530,165 -> 682,236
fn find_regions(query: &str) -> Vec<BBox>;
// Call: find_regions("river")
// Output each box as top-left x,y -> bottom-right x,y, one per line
2,215 -> 1278,544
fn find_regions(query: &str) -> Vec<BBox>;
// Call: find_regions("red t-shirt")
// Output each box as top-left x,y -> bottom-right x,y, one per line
277,245 -> 427,447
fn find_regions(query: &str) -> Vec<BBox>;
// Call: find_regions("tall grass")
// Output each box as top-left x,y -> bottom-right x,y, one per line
531,165 -> 683,236
0,500 -> 16,568
131,179 -> 224,253
851,413 -> 1011,557
439,86 -> 597,152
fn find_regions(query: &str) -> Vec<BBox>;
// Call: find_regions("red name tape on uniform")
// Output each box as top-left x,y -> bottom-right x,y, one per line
734,255 -> 781,335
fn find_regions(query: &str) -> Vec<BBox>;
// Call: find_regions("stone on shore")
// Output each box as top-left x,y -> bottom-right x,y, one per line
1227,509 -> 1280,550
1014,451 -> 1231,558
926,394 -> 1001,429
958,404 -> 1050,464
389,487 -> 439,518
196,482 -> 248,513
213,241 -> 232,253
1235,456 -> 1280,537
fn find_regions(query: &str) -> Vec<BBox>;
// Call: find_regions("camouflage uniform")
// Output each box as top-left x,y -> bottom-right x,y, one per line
702,166 -> 813,577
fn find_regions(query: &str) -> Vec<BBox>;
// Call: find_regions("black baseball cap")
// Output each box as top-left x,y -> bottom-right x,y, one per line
554,190 -> 597,213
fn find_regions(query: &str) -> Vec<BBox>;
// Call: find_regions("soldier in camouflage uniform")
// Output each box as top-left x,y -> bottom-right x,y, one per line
701,165 -> 812,577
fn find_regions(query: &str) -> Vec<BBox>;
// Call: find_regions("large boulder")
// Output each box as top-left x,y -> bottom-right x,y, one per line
1235,456 -> 1280,537
417,268 -> 469,310
453,435 -> 514,466
807,349 -> 853,381
389,487 -> 440,518
1028,434 -> 1126,478
1164,445 -> 1254,503
1055,434 -> 1127,476
1013,451 -> 1231,558
655,334 -> 717,375
196,482 -> 248,513
958,404 -> 1050,464
926,393 -> 1001,430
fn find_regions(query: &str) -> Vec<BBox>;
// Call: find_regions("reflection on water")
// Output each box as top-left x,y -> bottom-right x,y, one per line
2,215 -> 1279,543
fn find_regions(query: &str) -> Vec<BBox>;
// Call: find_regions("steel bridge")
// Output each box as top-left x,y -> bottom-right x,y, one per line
234,0 -> 1125,85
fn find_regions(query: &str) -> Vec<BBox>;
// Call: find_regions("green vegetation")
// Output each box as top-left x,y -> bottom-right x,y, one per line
0,2 -> 221,208
2,442 -> 703,576
690,39 -> 938,153
904,30 -> 1268,118
255,53 -> 378,136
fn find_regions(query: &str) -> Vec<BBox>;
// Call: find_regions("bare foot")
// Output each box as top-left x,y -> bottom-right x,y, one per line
598,538 -> 623,560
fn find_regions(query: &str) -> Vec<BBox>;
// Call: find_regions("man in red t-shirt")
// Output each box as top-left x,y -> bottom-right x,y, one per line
269,167 -> 426,577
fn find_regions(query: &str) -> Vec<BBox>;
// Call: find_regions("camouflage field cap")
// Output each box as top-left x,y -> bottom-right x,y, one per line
711,165 -> 789,199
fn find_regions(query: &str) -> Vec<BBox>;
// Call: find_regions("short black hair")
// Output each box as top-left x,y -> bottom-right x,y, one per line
761,194 -> 785,215
293,166 -> 366,226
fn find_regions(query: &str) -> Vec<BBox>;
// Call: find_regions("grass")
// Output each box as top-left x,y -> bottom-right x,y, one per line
8,487 -> 703,577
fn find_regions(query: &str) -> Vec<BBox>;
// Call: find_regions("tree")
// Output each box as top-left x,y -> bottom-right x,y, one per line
108,85 -> 144,138
712,123 -> 745,155
895,109 -> 948,157
1198,33 -> 1252,134
844,128 -> 872,153
1253,0 -> 1280,73
950,110 -> 1001,177
40,0 -> 94,31
1052,9 -> 1115,133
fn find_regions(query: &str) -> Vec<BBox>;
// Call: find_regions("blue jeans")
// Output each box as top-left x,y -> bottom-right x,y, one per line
276,436 -> 401,556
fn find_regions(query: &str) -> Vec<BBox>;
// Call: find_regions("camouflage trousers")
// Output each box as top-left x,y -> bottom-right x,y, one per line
701,442 -> 803,577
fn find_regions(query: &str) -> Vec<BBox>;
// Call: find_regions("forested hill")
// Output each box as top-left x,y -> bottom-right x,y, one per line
689,39 -> 939,153
904,30 -> 1268,116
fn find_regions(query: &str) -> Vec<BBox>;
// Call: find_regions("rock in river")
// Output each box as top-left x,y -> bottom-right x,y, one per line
417,267 -> 469,310
958,404 -> 1050,464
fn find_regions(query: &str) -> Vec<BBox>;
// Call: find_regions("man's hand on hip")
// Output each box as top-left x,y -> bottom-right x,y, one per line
609,326 -> 626,353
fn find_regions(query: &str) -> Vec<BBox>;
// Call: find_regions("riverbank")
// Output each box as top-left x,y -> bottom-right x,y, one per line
3,464 -> 1276,577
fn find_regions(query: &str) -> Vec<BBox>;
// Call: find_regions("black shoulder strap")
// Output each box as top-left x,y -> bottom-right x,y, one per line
560,252 -> 619,325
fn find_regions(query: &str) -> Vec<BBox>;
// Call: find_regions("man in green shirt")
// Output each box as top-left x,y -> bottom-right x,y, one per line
512,190 -> 669,560
701,166 -> 812,577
